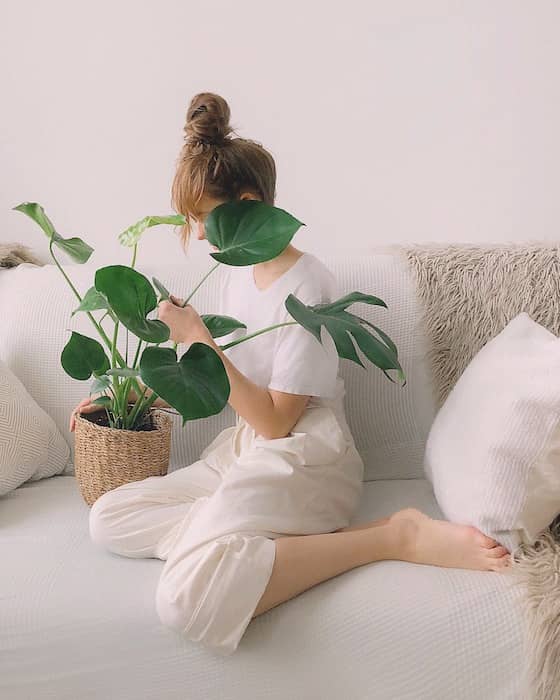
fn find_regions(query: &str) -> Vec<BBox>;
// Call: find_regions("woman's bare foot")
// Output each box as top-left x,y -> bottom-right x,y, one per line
390,508 -> 511,572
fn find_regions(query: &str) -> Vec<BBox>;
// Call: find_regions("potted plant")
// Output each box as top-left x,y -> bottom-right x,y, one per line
13,200 -> 406,506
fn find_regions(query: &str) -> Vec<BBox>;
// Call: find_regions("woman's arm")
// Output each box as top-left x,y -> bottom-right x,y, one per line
156,297 -> 307,437
208,340 -> 309,439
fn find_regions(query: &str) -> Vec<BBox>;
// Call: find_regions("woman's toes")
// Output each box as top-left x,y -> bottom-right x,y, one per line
474,530 -> 501,548
487,545 -> 509,558
489,554 -> 511,572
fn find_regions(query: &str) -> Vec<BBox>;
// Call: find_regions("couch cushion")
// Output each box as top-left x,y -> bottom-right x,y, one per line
0,357 -> 70,495
0,252 -> 435,480
0,474 -> 523,700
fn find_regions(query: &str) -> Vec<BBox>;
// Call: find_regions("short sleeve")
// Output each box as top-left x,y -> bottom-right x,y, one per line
267,277 -> 340,398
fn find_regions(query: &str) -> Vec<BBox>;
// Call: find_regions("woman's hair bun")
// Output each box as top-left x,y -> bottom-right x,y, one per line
184,92 -> 233,146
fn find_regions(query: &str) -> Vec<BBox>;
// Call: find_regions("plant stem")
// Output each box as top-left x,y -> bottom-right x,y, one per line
219,321 -> 298,350
132,387 -> 160,425
131,243 -> 138,269
171,261 -> 222,353
48,239 -> 126,367
181,261 -> 221,307
126,384 -> 148,429
132,339 -> 143,369
111,321 -> 121,420
48,239 -> 150,405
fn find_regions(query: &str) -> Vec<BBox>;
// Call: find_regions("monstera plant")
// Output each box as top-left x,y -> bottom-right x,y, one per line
13,200 -> 406,432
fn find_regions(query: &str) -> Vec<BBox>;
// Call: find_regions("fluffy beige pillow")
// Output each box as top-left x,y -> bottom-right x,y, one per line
0,358 -> 70,496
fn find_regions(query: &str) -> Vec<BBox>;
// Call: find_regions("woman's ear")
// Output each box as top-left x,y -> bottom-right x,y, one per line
239,191 -> 260,201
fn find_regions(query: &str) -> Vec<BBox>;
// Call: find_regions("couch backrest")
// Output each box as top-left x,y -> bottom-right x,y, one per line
0,252 -> 436,481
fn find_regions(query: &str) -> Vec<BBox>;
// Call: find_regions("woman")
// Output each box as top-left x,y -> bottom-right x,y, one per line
70,93 -> 510,656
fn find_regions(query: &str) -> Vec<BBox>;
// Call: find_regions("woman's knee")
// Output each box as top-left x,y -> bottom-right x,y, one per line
88,486 -> 131,551
154,533 -> 276,653
155,577 -> 193,633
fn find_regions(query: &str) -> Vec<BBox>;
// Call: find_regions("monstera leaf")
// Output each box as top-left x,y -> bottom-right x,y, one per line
201,314 -> 247,338
118,215 -> 186,247
13,202 -> 93,263
205,200 -> 304,266
95,265 -> 170,343
61,332 -> 110,380
285,292 -> 406,384
139,344 -> 230,424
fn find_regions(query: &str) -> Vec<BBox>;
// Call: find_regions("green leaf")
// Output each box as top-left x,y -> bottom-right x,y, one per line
118,215 -> 187,247
90,374 -> 111,394
13,202 -> 93,263
200,314 -> 247,338
92,396 -> 113,408
71,287 -> 110,316
346,313 -> 399,357
139,344 -> 230,424
106,367 -> 140,378
314,292 -> 388,313
61,332 -> 110,380
284,293 -> 404,382
152,277 -> 170,301
95,265 -> 170,343
205,200 -> 304,266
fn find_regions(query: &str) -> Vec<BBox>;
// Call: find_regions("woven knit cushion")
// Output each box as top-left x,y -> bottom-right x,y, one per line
0,254 -> 435,482
424,312 -> 560,553
0,358 -> 70,495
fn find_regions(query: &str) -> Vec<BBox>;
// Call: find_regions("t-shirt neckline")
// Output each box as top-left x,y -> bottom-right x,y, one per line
250,252 -> 309,294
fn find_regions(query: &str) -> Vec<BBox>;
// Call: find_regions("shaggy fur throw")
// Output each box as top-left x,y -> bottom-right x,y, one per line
0,243 -> 43,268
402,242 -> 560,700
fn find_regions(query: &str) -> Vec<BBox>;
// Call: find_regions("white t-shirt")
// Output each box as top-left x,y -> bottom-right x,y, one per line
217,252 -> 341,400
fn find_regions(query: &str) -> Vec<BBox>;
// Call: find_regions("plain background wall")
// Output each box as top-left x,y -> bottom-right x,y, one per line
2,0 -> 559,268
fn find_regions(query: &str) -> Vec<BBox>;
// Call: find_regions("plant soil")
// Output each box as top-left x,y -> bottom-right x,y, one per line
83,410 -> 158,432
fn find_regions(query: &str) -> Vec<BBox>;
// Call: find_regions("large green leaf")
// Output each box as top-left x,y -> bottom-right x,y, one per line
285,293 -> 405,384
204,200 -> 304,266
13,202 -> 93,263
201,314 -> 247,338
118,215 -> 187,247
61,332 -> 110,380
95,265 -> 170,343
139,344 -> 230,424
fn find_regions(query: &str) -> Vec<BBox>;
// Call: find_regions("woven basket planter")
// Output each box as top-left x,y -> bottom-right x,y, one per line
73,409 -> 172,507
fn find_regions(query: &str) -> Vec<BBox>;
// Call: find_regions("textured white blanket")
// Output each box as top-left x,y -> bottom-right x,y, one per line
403,242 -> 560,700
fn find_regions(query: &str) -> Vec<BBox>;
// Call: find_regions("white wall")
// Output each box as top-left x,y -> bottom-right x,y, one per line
2,0 -> 559,268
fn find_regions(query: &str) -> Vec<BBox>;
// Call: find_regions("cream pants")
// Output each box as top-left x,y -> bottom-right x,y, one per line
89,397 -> 364,656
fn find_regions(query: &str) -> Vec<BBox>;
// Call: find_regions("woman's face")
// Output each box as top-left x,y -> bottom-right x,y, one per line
191,195 -> 226,250
191,192 -> 259,249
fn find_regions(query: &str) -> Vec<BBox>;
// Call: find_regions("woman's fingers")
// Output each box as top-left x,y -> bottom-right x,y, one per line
69,396 -> 105,432
170,293 -> 185,307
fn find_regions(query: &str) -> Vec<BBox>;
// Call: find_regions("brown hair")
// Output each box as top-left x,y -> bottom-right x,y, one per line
171,93 -> 277,249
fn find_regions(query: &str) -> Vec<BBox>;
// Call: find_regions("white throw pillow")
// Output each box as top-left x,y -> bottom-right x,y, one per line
424,312 -> 560,554
0,358 -> 70,496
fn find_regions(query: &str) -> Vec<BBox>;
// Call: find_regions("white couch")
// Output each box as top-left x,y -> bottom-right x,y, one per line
0,251 -> 524,700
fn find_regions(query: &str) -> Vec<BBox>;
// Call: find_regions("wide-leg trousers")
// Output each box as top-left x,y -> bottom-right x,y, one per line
88,398 -> 365,656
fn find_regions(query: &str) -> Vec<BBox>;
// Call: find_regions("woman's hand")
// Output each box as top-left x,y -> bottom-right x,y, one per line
158,294 -> 214,346
69,394 -> 105,432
